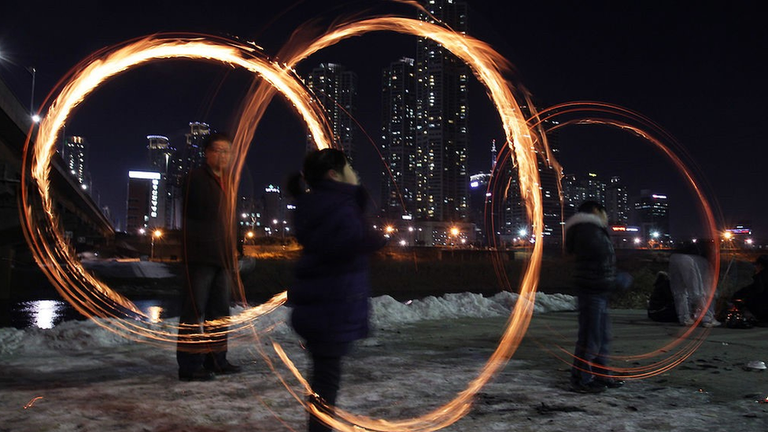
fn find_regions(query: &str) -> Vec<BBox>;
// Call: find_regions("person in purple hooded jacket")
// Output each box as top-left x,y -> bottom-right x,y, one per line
286,148 -> 386,432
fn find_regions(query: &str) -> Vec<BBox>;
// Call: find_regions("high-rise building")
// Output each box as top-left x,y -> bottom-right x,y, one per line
380,57 -> 418,219
634,190 -> 670,243
126,170 -> 164,234
169,122 -> 209,187
605,176 -> 629,225
62,135 -> 88,188
468,171 -> 491,244
584,172 -> 606,204
415,0 -> 469,222
562,173 -> 586,210
147,135 -> 173,174
305,63 -> 358,160
165,122 -> 210,229
262,184 -> 286,238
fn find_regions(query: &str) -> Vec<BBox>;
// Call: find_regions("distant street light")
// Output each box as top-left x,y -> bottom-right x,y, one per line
151,229 -> 163,260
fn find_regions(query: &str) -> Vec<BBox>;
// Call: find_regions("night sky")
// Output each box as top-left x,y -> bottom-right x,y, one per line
1,0 -> 764,240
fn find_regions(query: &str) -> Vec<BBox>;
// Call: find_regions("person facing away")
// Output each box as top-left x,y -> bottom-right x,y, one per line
286,148 -> 386,432
647,271 -> 678,323
176,132 -> 242,382
668,242 -> 720,327
565,201 -> 624,393
731,254 -> 768,323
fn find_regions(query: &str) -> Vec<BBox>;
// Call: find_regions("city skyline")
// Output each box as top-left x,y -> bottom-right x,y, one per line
0,0 -> 764,240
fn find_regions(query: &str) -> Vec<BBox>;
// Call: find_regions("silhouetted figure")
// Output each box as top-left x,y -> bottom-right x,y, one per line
731,255 -> 768,323
176,133 -> 241,381
286,149 -> 386,432
565,201 -> 625,394
668,242 -> 720,327
647,271 -> 678,322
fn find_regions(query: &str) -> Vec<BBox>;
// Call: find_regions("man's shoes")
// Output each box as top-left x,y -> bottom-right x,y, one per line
179,368 -> 216,382
570,380 -> 607,394
701,319 -> 721,328
205,361 -> 242,375
595,377 -> 625,388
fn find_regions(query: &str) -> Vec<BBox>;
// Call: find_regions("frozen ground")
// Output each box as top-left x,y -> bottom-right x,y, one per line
1,291 -> 767,431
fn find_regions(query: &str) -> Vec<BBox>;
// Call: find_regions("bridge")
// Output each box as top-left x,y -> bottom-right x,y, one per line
0,77 -> 114,298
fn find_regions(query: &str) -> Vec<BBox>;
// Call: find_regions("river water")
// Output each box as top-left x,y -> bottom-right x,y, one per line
0,298 -> 182,329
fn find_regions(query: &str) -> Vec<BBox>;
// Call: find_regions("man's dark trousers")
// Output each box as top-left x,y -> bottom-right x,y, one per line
177,264 -> 231,374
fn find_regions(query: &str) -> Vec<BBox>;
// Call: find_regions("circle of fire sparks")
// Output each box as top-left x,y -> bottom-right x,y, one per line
21,35 -> 335,346
524,101 -> 721,380
19,14 -> 720,432
234,16 -> 544,432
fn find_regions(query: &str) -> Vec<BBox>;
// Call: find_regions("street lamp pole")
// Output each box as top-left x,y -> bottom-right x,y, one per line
28,67 -> 35,115
26,66 -> 40,123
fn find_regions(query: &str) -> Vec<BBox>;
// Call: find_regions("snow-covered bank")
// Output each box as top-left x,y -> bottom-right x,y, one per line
0,291 -> 576,356
2,297 -> 768,431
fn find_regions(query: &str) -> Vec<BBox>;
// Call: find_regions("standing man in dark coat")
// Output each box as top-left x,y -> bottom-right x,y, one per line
565,201 -> 624,393
286,148 -> 386,432
176,133 -> 241,381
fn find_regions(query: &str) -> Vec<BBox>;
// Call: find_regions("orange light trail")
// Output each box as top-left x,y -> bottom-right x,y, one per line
21,36 -> 333,348
23,397 -> 44,409
18,10 -> 723,432
230,15 -> 545,432
526,101 -> 721,380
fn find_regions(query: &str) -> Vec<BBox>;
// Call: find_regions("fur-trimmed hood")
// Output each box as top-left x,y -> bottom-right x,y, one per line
564,212 -> 607,233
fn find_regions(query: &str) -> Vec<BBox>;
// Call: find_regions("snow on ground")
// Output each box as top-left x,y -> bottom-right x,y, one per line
2,292 -> 768,432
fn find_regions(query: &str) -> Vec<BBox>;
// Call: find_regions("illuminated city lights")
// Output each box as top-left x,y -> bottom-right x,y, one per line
17,9 -> 726,431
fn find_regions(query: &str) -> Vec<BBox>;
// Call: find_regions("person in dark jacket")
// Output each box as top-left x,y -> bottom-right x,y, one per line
565,201 -> 624,393
731,255 -> 768,323
647,271 -> 678,323
286,148 -> 386,432
176,133 -> 241,381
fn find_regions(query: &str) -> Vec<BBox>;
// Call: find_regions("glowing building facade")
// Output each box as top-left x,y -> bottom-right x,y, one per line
415,0 -> 469,222
381,57 -> 418,220
62,135 -> 89,190
147,135 -> 173,174
305,63 -> 358,161
126,170 -> 164,234
634,190 -> 670,243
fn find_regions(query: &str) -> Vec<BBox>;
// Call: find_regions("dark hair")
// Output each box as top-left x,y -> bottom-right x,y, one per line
203,132 -> 231,151
577,200 -> 605,214
286,148 -> 348,197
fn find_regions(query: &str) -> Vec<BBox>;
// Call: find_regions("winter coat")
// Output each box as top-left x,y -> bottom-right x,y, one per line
668,253 -> 711,300
288,180 -> 386,344
182,165 -> 233,267
564,212 -> 617,293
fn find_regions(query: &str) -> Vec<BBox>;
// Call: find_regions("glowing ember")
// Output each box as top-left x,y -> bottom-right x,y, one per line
23,397 -> 44,409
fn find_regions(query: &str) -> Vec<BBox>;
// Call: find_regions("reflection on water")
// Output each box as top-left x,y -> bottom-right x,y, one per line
22,300 -> 63,329
1,299 -> 182,329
